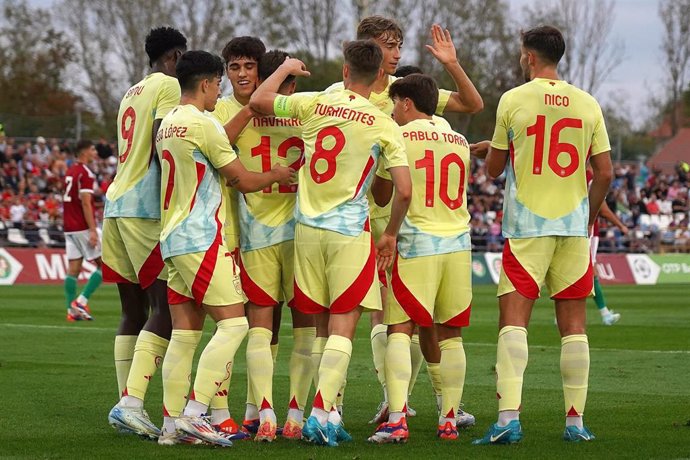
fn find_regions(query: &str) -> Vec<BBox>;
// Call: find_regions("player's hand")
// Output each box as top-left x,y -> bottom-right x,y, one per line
271,164 -> 296,185
588,224 -> 594,237
375,232 -> 397,271
282,58 -> 311,77
425,24 -> 457,66
88,229 -> 98,247
470,140 -> 491,159
619,225 -> 629,236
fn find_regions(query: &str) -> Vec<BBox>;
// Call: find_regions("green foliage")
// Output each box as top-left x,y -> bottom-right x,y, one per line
1,284 -> 689,457
0,0 -> 78,137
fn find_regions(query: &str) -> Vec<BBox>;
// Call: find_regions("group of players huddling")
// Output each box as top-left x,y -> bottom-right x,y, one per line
61,15 -> 615,447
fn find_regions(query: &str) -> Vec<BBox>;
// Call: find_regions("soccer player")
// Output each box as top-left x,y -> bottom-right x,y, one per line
62,139 -> 102,321
367,74 -> 472,443
106,27 -> 187,439
154,50 -> 294,447
250,40 -> 412,447
472,26 -> 613,445
222,49 -> 315,441
328,17 -> 482,423
206,35 -> 266,437
390,64 -> 476,429
588,168 -> 625,325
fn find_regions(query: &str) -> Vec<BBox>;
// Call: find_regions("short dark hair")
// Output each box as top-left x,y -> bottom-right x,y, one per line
521,25 -> 565,65
357,16 -> 403,43
389,74 -> 438,116
221,36 -> 266,64
176,51 -> 224,92
394,65 -> 423,78
75,139 -> 93,155
258,50 -> 294,87
343,40 -> 383,85
145,27 -> 187,67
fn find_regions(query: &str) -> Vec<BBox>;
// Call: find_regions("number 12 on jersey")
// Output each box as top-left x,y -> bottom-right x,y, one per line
415,149 -> 466,210
251,136 -> 304,193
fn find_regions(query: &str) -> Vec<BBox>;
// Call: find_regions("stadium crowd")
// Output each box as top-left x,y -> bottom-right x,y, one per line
1,134 -> 688,252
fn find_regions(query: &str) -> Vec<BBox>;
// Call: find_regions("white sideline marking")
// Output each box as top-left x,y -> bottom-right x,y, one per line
2,322 -> 689,354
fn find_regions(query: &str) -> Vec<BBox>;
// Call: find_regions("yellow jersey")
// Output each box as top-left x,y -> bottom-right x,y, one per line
274,89 -> 408,236
106,72 -> 180,219
491,78 -> 610,238
391,118 -> 471,257
209,94 -> 244,248
327,76 -> 451,220
233,114 -> 304,251
156,104 -> 237,259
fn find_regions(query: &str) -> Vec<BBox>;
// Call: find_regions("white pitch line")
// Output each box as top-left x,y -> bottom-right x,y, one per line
3,322 -> 689,355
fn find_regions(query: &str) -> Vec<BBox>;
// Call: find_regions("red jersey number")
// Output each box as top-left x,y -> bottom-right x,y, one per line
310,126 -> 345,184
526,115 -> 583,177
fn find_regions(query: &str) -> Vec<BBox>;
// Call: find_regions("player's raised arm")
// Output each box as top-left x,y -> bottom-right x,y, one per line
249,58 -> 310,115
223,105 -> 255,144
426,24 -> 483,114
219,157 -> 295,194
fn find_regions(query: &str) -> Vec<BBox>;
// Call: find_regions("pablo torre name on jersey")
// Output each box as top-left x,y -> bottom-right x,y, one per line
403,128 -> 468,147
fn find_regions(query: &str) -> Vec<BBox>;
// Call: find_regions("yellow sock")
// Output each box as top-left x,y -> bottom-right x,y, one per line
561,334 -> 589,417
408,333 -> 423,397
114,335 -> 137,397
289,327 -> 316,410
209,360 -> 232,411
370,324 -> 388,392
336,377 -> 346,409
427,362 -> 442,396
439,337 -> 466,420
125,331 -> 169,400
246,327 -> 274,411
313,335 -> 352,412
192,317 -> 249,405
162,329 -> 202,417
496,326 -> 528,411
311,336 -> 327,388
271,343 -> 279,364
385,332 -> 411,413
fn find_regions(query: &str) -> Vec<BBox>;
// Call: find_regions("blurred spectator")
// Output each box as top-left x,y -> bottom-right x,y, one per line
9,197 -> 26,229
95,137 -> 114,159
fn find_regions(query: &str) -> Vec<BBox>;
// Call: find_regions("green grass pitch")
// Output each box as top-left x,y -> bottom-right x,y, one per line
1,284 -> 689,458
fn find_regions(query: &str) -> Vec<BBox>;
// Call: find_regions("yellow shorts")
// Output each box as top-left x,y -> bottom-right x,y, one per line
498,237 -> 593,300
166,242 -> 246,307
293,223 -> 380,314
102,217 -> 166,289
239,240 -> 294,307
386,251 -> 472,327
371,216 -> 390,288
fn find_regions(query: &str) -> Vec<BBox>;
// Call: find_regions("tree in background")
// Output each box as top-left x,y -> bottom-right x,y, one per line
658,0 -> 690,136
522,0 -> 625,96
0,0 -> 79,137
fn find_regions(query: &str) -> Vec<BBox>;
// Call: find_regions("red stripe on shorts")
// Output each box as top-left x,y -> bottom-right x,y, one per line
552,256 -> 594,300
238,254 -> 278,306
102,262 -> 131,284
378,268 -> 388,288
330,235 -> 377,313
444,304 -> 472,327
138,243 -> 165,289
167,287 -> 194,305
502,240 -> 540,300
391,254 -> 434,327
190,208 -> 223,305
293,280 -> 326,314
